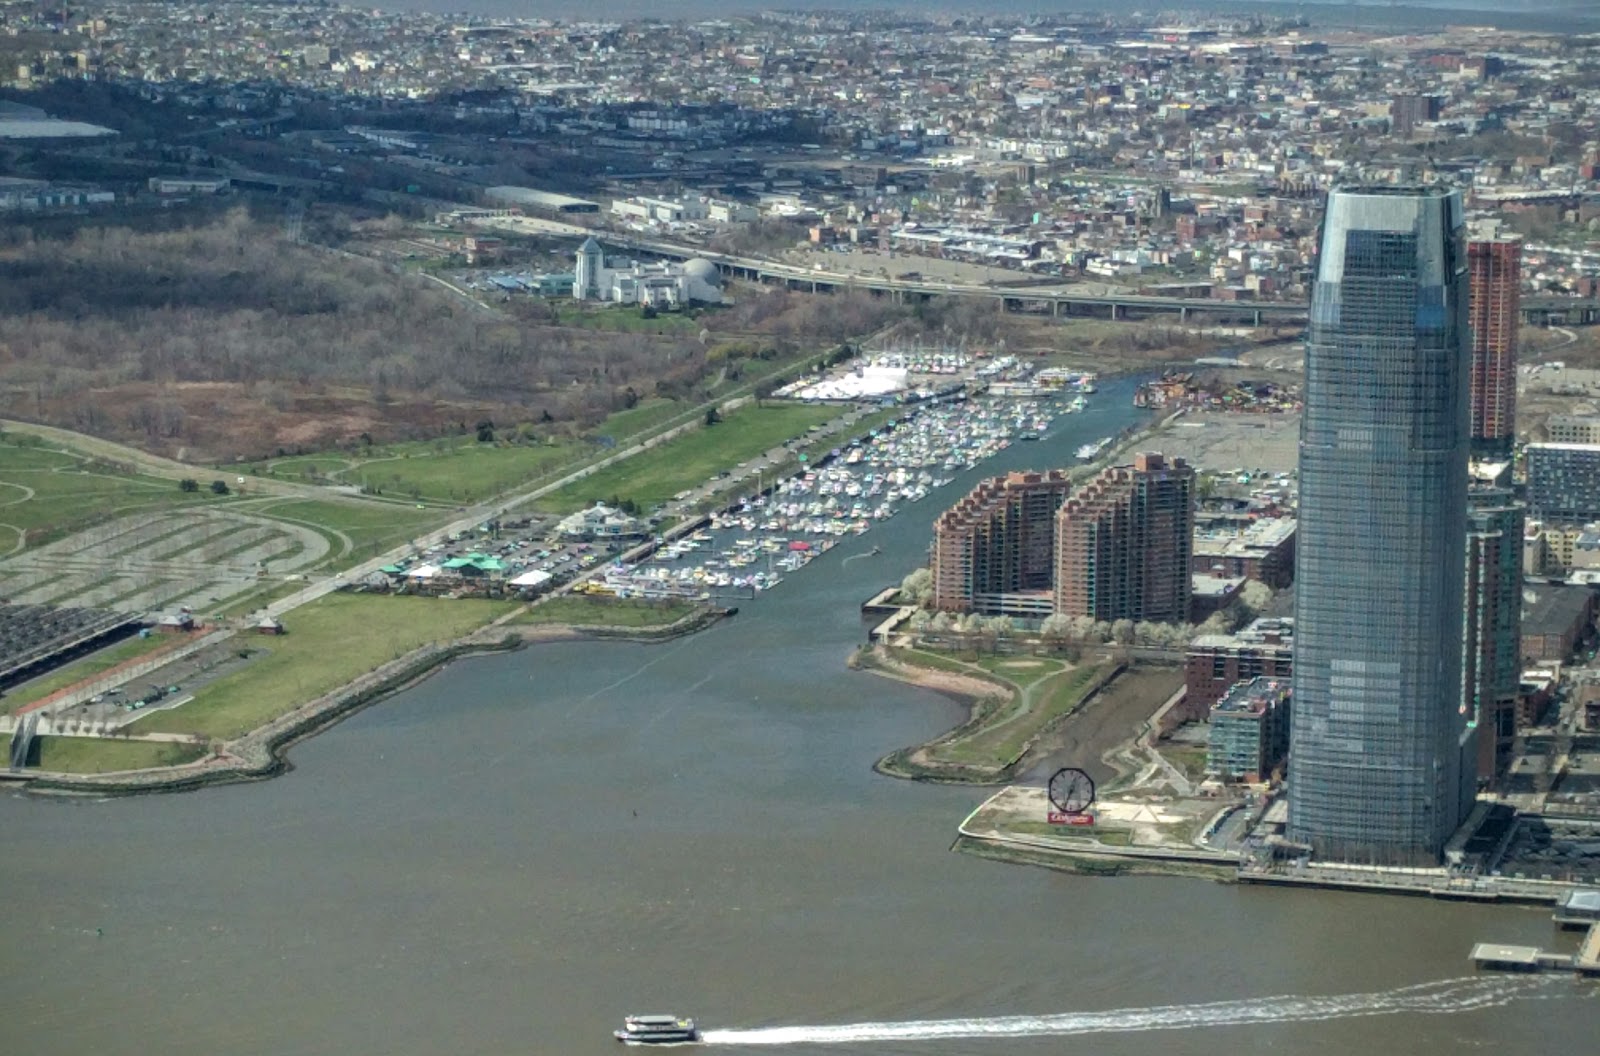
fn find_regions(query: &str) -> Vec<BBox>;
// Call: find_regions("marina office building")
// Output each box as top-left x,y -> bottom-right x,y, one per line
1287,185 -> 1476,867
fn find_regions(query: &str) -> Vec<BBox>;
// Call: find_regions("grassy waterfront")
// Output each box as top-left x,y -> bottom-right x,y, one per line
534,403 -> 839,515
34,735 -> 205,774
514,596 -> 700,628
875,646 -> 1110,776
131,594 -> 515,740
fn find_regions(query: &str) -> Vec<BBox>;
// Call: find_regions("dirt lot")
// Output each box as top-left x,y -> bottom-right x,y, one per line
1154,410 -> 1302,476
1022,663 -> 1184,786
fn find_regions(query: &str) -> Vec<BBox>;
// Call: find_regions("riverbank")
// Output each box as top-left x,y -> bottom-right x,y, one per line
861,644 -> 1124,784
14,603 -> 728,796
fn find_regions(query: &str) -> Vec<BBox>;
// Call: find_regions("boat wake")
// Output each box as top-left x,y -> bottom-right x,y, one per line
699,976 -> 1560,1046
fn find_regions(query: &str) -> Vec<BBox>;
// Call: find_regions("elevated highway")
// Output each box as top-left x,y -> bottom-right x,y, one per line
468,215 -> 1600,329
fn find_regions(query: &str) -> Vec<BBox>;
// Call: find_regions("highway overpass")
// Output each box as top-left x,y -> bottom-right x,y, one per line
469,217 -> 1600,330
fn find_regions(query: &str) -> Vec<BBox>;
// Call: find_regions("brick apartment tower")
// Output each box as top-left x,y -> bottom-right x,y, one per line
930,470 -> 1075,613
1053,453 -> 1194,623
1467,235 -> 1521,458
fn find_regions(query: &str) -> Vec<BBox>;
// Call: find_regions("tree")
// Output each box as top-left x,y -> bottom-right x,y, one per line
178,478 -> 199,493
475,419 -> 496,443
928,611 -> 954,633
986,615 -> 1015,637
900,567 -> 933,606
704,407 -> 721,427
1110,619 -> 1135,644
208,479 -> 230,495
1239,580 -> 1274,617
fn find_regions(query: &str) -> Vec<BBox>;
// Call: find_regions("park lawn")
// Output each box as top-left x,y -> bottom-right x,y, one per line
253,498 -> 446,560
0,435 -> 220,544
4,633 -> 177,714
943,664 -> 1107,768
131,593 -> 516,740
260,456 -> 354,481
1005,821 -> 1134,846
890,646 -> 989,676
977,655 -> 1065,677
593,398 -> 692,443
249,438 -> 585,505
514,595 -> 699,628
535,403 -> 839,515
33,736 -> 205,774
339,439 -> 582,504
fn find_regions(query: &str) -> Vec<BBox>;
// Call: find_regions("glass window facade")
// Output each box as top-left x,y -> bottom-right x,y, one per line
1288,186 -> 1476,866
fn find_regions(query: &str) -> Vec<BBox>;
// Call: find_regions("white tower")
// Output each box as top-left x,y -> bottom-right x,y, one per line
574,236 -> 603,301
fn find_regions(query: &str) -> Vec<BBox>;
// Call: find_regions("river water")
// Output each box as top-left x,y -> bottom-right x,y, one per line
3,375 -> 1595,1055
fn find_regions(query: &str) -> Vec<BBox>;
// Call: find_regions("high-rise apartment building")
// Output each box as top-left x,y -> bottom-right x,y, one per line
1466,232 -> 1521,458
1288,186 -> 1475,866
1463,487 -> 1524,783
1390,94 -> 1441,138
1053,453 -> 1193,623
931,470 -> 1075,616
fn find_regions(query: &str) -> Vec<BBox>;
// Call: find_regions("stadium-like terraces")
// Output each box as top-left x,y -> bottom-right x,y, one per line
0,603 -> 141,688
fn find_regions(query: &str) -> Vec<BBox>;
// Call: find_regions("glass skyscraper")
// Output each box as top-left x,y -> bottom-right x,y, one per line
1287,186 -> 1476,866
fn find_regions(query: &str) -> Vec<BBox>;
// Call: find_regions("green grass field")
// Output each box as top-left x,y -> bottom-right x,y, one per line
535,404 -> 839,515
250,498 -> 445,560
0,433 -> 219,549
594,398 -> 693,442
514,596 -> 699,628
4,634 -> 177,714
131,593 -> 516,741
947,664 -> 1105,767
248,436 -> 586,505
33,736 -> 205,774
894,648 -> 1107,770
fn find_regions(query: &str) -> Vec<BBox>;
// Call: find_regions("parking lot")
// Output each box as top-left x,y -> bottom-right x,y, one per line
372,512 -> 631,594
0,509 -> 330,616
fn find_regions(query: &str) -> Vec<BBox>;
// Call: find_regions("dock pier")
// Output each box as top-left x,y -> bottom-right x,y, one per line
1470,889 -> 1600,977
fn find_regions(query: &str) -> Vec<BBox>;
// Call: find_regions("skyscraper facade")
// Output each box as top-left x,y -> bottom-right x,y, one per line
1053,453 -> 1193,623
1288,186 -> 1476,866
1466,234 -> 1521,458
931,470 -> 1075,616
1463,487 -> 1524,783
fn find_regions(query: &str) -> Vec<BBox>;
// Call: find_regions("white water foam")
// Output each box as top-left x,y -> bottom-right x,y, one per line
700,976 -> 1559,1046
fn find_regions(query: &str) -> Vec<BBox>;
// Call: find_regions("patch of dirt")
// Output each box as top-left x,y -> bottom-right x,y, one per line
1021,665 -> 1184,786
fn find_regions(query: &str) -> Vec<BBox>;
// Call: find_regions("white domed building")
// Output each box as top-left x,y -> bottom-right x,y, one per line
571,241 -> 723,308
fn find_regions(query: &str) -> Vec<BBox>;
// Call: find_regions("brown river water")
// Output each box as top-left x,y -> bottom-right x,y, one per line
3,377 -> 1595,1055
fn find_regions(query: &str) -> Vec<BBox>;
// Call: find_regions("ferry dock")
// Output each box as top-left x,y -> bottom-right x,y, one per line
1470,889 -> 1600,977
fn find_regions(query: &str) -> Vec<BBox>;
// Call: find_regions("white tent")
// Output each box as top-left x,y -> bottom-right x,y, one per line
407,563 -> 442,580
509,569 -> 553,589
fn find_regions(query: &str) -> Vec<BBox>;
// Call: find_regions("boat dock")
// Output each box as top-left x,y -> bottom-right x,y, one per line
1470,889 -> 1600,976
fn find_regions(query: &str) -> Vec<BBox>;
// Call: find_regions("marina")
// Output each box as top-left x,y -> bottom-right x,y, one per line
590,382 -> 1093,602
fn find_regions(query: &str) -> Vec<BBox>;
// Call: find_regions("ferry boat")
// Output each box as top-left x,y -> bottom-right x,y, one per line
615,1014 -> 699,1044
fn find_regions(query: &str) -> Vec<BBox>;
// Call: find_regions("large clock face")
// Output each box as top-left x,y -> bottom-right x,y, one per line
1048,767 -> 1096,815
